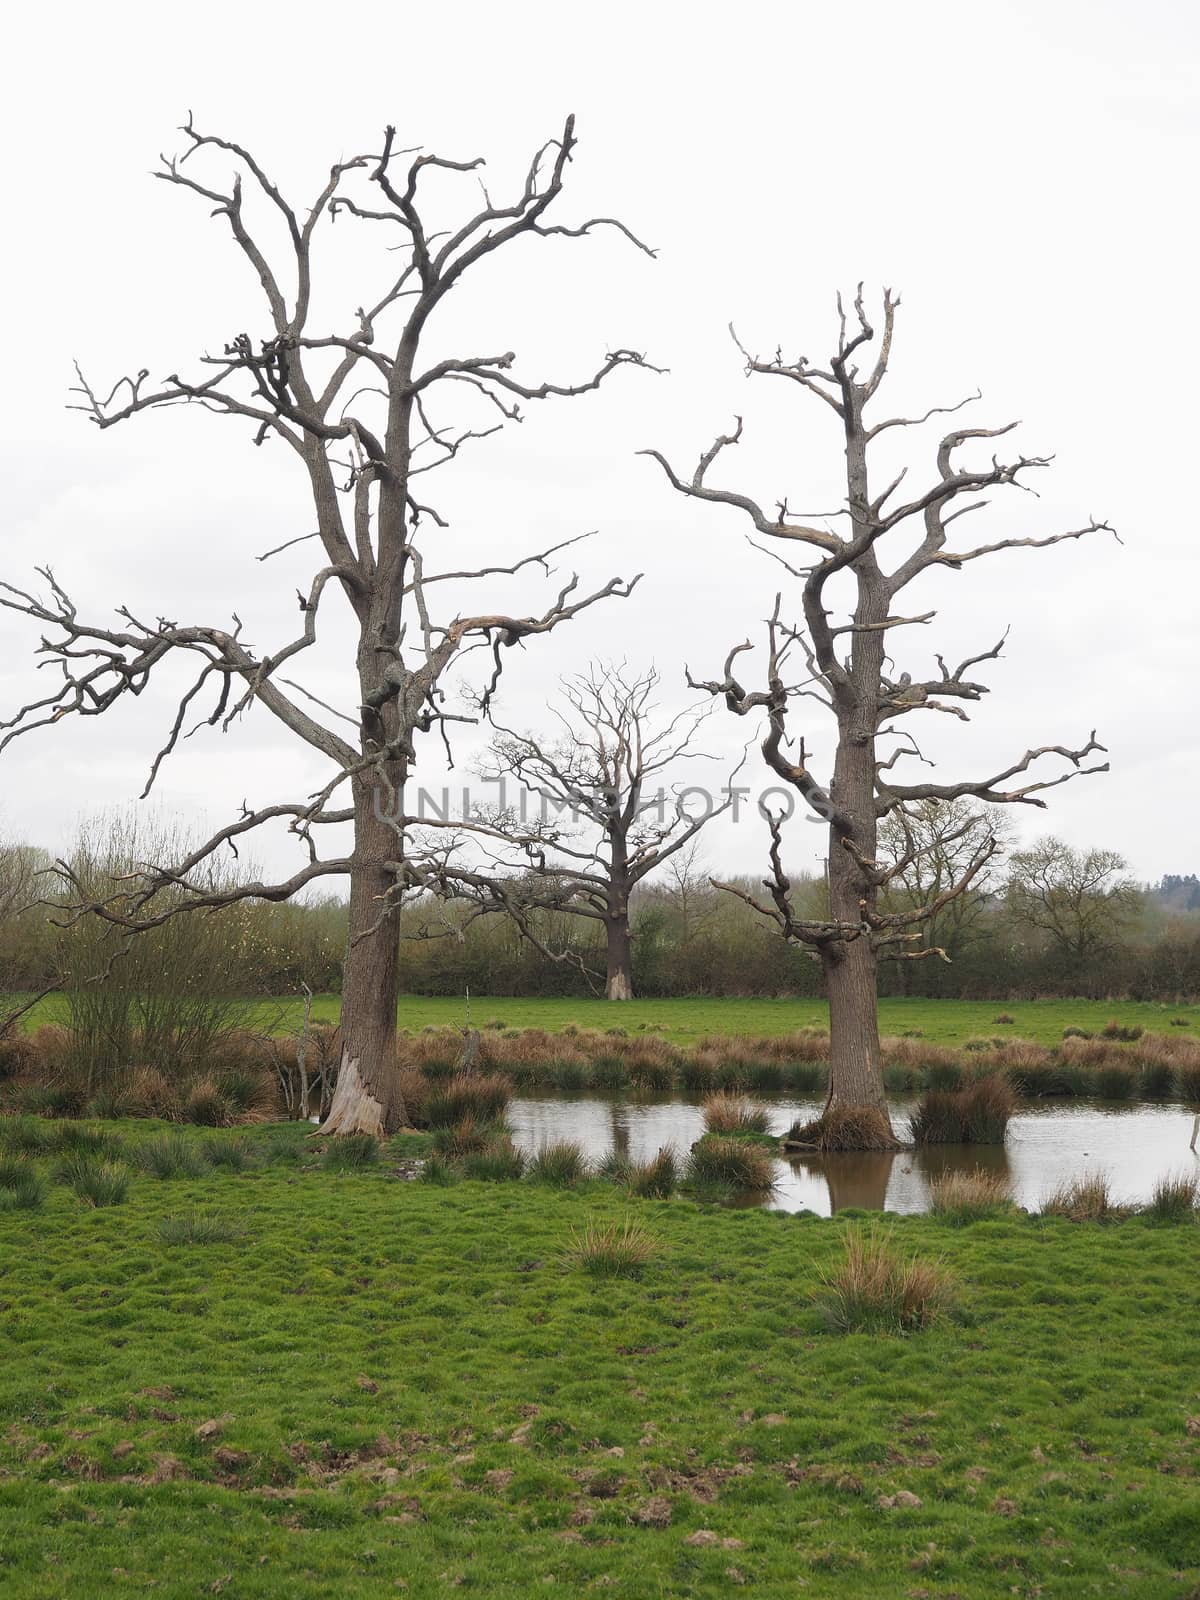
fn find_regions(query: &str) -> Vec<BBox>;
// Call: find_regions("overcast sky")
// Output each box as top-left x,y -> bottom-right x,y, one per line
1,0 -> 1196,893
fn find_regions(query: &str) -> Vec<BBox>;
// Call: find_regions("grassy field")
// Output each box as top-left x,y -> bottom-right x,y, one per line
11,992 -> 1199,1046
2,1120 -> 1200,1597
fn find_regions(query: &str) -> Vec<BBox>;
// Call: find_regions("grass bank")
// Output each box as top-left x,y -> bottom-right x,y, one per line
1,1120 -> 1199,1597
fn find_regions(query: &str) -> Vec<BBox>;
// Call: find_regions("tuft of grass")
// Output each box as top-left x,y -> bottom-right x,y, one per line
1043,1172 -> 1117,1222
1062,1025 -> 1094,1040
993,1013 -> 1016,1025
526,1140 -> 589,1187
0,1115 -> 55,1155
909,1078 -> 1013,1146
158,1210 -> 247,1245
929,1169 -> 1015,1225
0,1157 -> 46,1211
54,1123 -> 124,1160
815,1227 -> 959,1333
625,1145 -> 678,1199
320,1132 -> 379,1170
783,1106 -> 897,1152
69,1159 -> 131,1208
686,1136 -> 776,1195
432,1116 -> 504,1158
565,1217 -> 658,1278
138,1132 -> 207,1180
423,1073 -> 511,1128
1101,1018 -> 1144,1042
462,1138 -> 526,1182
1143,1170 -> 1200,1223
85,1087 -> 132,1120
419,1153 -> 459,1185
204,1136 -> 254,1172
1095,1061 -> 1137,1099
701,1093 -> 771,1137
182,1079 -> 232,1127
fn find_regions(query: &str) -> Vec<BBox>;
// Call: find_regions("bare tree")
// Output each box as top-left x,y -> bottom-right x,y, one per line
1006,836 -> 1141,969
474,664 -> 732,999
0,115 -> 654,1134
645,289 -> 1113,1148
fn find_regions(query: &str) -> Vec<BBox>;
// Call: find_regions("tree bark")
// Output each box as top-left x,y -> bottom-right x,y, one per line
319,777 -> 406,1136
605,912 -> 635,1001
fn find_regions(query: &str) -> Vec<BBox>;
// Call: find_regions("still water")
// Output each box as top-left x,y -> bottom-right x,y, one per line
506,1094 -> 1200,1215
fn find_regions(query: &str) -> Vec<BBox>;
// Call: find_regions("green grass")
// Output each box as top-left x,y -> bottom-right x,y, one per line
1,1116 -> 1200,1597
8,991 -> 1200,1046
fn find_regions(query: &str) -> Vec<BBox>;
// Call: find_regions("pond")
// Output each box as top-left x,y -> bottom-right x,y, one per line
506,1094 -> 1200,1215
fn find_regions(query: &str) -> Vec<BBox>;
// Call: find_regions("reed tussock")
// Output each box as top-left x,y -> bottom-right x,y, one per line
815,1228 -> 958,1333
701,1093 -> 771,1136
929,1169 -> 1015,1224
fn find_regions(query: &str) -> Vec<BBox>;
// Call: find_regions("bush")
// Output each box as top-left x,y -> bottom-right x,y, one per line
1043,1172 -> 1117,1222
815,1228 -> 958,1333
909,1079 -> 1013,1146
69,1160 -> 131,1207
462,1139 -> 526,1181
678,1056 -> 718,1094
138,1132 -> 207,1179
686,1136 -> 775,1195
929,1169 -> 1015,1225
625,1145 -> 678,1199
526,1140 -> 588,1187
423,1073 -> 511,1128
702,1093 -> 771,1137
159,1210 -> 247,1245
0,1157 -> 46,1211
596,1150 -> 632,1183
1143,1171 -> 1200,1222
320,1132 -> 379,1170
565,1218 -> 658,1278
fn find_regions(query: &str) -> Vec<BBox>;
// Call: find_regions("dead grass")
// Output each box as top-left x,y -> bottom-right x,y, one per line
701,1093 -> 771,1136
929,1169 -> 1015,1224
783,1106 -> 898,1152
815,1227 -> 959,1333
1043,1171 -> 1118,1222
564,1217 -> 659,1278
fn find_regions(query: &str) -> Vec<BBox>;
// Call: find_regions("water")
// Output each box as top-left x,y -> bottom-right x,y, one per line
506,1094 -> 1200,1215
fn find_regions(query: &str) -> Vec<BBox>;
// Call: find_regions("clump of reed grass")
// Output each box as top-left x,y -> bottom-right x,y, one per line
701,1093 -> 771,1137
783,1106 -> 897,1153
1143,1170 -> 1200,1222
69,1159 -> 131,1207
1101,1018 -> 1143,1042
0,1115 -> 54,1155
686,1136 -> 776,1195
204,1136 -> 253,1172
158,1210 -> 247,1245
0,1157 -> 46,1211
1042,1171 -> 1117,1222
1094,1061 -> 1137,1099
137,1132 -> 207,1179
84,1087 -> 133,1120
320,1132 -> 379,1170
423,1072 -> 512,1127
909,1078 -> 1014,1146
419,1153 -> 458,1185
929,1169 -> 1015,1225
993,1013 -> 1016,1025
565,1217 -> 658,1278
462,1138 -> 526,1182
431,1116 -> 505,1159
526,1140 -> 589,1187
815,1227 -> 959,1333
625,1145 -> 678,1199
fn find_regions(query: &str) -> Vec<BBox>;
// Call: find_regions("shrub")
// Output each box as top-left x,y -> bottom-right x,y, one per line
462,1139 -> 526,1182
0,1035 -> 35,1081
70,1160 -> 131,1207
320,1133 -> 379,1170
526,1140 -> 589,1187
0,1157 -> 46,1211
909,1079 -> 1013,1146
565,1218 -> 658,1278
993,1013 -> 1016,1025
138,1132 -> 207,1179
424,1073 -> 511,1128
929,1169 -> 1015,1224
159,1210 -> 247,1245
626,1145 -> 678,1199
883,1062 -> 918,1094
260,1131 -> 306,1166
702,1093 -> 771,1137
204,1136 -> 253,1172
815,1228 -> 958,1333
1043,1172 -> 1117,1222
215,1067 -> 273,1117
686,1136 -> 775,1195
1143,1171 -> 1200,1222
34,1081 -> 90,1118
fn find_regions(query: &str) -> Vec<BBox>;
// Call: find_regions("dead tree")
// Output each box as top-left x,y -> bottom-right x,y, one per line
474,664 -> 732,999
0,115 -> 654,1135
645,289 -> 1113,1148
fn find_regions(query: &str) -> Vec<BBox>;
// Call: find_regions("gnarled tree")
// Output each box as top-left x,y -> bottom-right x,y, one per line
0,114 -> 653,1134
645,289 -> 1113,1148
470,664 -> 731,999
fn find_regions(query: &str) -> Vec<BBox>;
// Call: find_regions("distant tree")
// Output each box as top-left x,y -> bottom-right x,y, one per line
647,289 -> 1112,1147
879,799 -> 1013,969
473,665 -> 732,999
1005,837 -> 1141,969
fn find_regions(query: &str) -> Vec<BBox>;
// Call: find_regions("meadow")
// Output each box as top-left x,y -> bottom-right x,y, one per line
11,992 -> 1200,1047
1,1119 -> 1199,1598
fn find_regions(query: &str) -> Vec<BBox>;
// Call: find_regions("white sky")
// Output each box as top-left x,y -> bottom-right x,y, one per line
1,0 -> 1196,891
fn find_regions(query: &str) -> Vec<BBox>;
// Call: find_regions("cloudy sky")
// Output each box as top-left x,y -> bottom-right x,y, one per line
1,0 -> 1195,892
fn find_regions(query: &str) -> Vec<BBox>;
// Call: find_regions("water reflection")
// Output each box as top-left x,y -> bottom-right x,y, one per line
505,1093 -> 1200,1216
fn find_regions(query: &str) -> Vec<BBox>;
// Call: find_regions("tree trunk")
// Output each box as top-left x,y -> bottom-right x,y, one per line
319,779 -> 406,1136
605,912 -> 635,1001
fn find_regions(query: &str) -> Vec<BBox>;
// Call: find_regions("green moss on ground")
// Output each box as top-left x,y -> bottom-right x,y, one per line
1,1119 -> 1198,1596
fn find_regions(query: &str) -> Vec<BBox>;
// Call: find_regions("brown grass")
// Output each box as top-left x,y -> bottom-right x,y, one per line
815,1227 -> 959,1332
929,1169 -> 1015,1222
783,1106 -> 898,1152
1042,1171 -> 1118,1222
701,1093 -> 771,1136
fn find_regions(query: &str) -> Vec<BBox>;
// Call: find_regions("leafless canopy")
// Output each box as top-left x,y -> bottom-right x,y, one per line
644,287 -> 1114,965
0,114 -> 655,932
